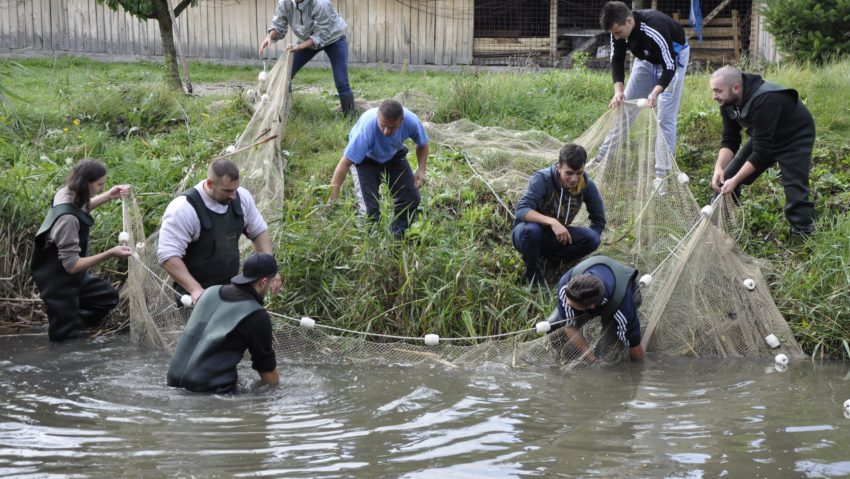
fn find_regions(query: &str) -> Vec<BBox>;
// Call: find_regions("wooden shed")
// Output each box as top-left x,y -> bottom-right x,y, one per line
0,0 -> 778,67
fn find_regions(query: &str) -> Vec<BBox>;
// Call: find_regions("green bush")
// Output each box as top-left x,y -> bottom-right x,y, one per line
762,0 -> 850,63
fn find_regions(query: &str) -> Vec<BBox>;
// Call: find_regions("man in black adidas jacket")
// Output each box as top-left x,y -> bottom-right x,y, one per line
709,65 -> 817,237
599,1 -> 689,182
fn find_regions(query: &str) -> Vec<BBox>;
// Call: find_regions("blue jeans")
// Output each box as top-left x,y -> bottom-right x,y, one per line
291,36 -> 352,97
511,223 -> 601,282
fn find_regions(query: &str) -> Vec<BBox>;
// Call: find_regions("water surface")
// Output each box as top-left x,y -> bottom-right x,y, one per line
1,334 -> 849,478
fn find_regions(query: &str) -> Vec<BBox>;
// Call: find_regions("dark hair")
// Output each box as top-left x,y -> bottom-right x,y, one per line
209,158 -> 240,182
600,1 -> 632,30
566,274 -> 605,308
66,158 -> 107,209
377,99 -> 404,122
558,143 -> 588,170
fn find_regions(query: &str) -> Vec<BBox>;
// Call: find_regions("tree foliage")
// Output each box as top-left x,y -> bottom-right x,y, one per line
97,0 -> 196,20
762,0 -> 850,63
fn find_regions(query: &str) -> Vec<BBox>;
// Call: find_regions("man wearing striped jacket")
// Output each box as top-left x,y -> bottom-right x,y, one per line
598,1 -> 689,185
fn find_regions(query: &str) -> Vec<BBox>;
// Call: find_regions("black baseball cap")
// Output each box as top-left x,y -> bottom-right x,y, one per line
231,253 -> 278,285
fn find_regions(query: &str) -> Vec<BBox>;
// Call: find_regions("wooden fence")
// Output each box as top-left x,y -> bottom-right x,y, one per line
0,0 -> 474,65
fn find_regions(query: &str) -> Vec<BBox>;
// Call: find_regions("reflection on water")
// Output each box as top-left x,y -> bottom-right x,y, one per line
1,334 -> 849,478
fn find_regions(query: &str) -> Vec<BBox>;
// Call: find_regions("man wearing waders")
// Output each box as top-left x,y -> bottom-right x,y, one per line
167,253 -> 279,394
30,159 -> 132,343
547,255 -> 645,363
597,1 -> 689,192
709,65 -> 817,238
158,158 -> 280,307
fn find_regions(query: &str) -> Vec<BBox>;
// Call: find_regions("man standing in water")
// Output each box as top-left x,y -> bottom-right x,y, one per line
709,65 -> 817,239
167,253 -> 280,393
548,255 -> 644,363
158,158 -> 280,306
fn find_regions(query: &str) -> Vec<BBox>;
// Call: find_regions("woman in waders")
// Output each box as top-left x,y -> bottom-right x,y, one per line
30,158 -> 132,343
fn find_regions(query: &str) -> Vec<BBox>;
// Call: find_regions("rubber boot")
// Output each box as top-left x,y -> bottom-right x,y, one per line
340,93 -> 356,117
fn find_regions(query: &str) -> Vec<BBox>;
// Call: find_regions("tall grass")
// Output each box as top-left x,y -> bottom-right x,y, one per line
1,56 -> 848,356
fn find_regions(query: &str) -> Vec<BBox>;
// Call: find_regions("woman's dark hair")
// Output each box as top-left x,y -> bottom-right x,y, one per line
66,158 -> 107,209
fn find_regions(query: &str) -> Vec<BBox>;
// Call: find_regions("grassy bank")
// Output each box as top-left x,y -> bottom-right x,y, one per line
1,56 -> 848,357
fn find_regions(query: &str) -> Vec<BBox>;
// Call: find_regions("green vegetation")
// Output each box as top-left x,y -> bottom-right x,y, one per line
762,0 -> 850,64
1,56 -> 848,357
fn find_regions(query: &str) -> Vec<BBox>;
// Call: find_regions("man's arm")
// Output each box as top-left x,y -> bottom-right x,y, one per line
523,210 -> 572,245
563,326 -> 599,362
163,257 -> 205,303
711,147 -> 736,193
413,143 -> 429,189
329,156 -> 354,203
609,36 -> 627,107
584,181 -> 606,235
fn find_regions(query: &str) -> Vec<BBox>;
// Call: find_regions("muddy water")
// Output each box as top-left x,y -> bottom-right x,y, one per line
1,334 -> 849,478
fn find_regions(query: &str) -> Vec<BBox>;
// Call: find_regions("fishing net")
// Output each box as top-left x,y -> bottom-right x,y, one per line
122,53 -> 803,369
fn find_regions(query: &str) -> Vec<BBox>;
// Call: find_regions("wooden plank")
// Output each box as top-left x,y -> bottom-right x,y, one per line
0,1 -> 12,49
548,0 -> 557,63
688,39 -> 736,49
357,0 -> 368,62
434,0 -> 446,64
18,0 -> 28,49
31,0 -> 44,50
473,37 -> 551,53
731,9 -> 739,58
460,0 -> 473,63
378,0 -> 387,63
403,0 -> 412,64
684,26 -> 737,37
369,0 -> 378,62
412,0 -> 421,64
445,0 -> 456,65
425,0 -> 435,64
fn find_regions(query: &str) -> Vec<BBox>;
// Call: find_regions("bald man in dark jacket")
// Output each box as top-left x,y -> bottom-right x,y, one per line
709,66 -> 816,236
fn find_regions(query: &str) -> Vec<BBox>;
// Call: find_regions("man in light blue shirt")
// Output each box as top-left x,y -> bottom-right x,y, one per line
329,99 -> 429,238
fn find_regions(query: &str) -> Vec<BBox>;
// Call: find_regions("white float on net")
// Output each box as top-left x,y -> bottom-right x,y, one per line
225,145 -> 237,154
118,231 -> 130,245
677,172 -> 690,185
639,274 -> 653,287
843,399 -> 850,411
258,70 -> 269,82
535,321 -> 551,334
299,316 -> 316,329
774,363 -> 787,372
701,205 -> 714,218
180,294 -> 193,308
261,93 -> 270,103
424,334 -> 440,346
135,241 -> 145,251
743,278 -> 756,291
764,333 -> 781,349
775,353 -> 789,366
636,98 -> 649,108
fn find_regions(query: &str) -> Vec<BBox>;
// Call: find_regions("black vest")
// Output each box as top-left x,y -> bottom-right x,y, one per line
30,202 -> 94,298
180,187 -> 244,292
571,255 -> 638,318
167,285 -> 263,393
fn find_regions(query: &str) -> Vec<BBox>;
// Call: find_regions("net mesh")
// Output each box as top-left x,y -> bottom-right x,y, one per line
122,53 -> 803,369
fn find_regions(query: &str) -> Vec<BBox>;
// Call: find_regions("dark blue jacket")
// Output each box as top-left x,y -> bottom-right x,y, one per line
514,164 -> 606,235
